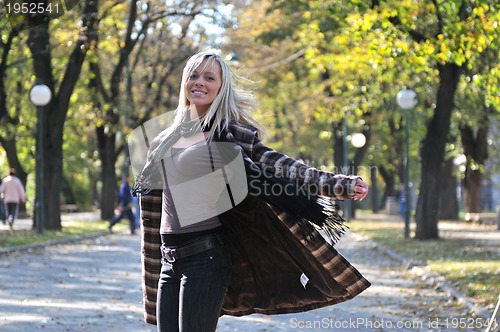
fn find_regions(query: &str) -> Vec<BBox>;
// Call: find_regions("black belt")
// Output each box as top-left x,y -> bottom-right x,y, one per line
160,233 -> 223,263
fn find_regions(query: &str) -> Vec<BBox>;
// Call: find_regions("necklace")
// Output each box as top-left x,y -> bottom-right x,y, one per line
179,120 -> 203,137
179,114 -> 215,138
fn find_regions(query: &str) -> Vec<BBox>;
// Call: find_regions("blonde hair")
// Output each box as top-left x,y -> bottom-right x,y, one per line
149,51 -> 263,161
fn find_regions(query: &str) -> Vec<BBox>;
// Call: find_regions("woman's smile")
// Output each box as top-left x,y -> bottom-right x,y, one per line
185,60 -> 222,115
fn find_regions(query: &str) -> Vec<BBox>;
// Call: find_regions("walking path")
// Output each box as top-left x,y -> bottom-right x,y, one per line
1,223 -> 496,331
0,212 -> 100,234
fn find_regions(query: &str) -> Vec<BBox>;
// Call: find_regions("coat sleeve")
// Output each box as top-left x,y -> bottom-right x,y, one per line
17,180 -> 26,202
140,190 -> 162,325
249,134 -> 359,199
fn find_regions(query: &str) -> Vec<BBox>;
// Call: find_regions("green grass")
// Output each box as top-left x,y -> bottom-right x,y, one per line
0,219 -> 126,249
349,218 -> 500,310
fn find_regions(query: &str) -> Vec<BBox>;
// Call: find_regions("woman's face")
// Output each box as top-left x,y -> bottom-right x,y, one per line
185,59 -> 222,116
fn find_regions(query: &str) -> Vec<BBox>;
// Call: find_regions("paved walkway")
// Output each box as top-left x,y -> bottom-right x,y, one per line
0,212 -> 100,234
1,226 -> 496,331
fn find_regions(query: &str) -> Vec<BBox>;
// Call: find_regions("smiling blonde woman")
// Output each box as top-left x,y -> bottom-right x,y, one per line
133,51 -> 370,332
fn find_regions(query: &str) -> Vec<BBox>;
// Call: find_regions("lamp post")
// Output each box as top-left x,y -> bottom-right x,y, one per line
342,120 -> 350,220
396,89 -> 417,238
349,133 -> 366,220
342,123 -> 366,221
30,83 -> 52,233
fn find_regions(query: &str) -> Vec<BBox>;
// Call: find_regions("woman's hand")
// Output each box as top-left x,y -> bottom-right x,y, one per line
353,178 -> 368,201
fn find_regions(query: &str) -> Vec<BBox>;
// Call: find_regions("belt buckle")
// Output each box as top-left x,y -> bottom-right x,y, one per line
163,247 -> 176,263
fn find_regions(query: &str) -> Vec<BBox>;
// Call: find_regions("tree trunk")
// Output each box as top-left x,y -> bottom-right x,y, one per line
462,168 -> 482,213
89,0 -> 141,221
97,126 -> 118,220
27,19 -> 60,230
27,0 -> 98,230
378,166 -> 397,198
439,157 -> 459,220
415,63 -> 461,239
1,29 -> 27,217
460,123 -> 489,214
0,30 -> 20,120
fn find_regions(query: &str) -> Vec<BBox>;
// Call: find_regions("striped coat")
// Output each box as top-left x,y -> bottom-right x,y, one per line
140,122 -> 370,325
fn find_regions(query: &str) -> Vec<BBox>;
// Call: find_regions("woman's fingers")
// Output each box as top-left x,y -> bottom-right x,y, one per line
353,179 -> 369,200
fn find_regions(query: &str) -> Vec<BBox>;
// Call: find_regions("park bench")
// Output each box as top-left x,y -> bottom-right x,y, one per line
465,211 -> 500,230
60,204 -> 78,213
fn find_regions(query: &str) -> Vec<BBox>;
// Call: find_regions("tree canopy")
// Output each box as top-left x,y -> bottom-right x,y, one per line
225,0 -> 500,238
0,0 -> 498,238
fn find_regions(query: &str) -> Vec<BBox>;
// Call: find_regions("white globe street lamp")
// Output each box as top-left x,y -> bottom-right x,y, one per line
30,84 -> 52,106
396,89 -> 418,110
351,133 -> 367,149
396,89 -> 417,239
30,83 -> 52,233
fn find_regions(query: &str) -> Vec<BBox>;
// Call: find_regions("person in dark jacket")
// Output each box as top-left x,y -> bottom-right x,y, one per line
109,175 -> 136,234
131,51 -> 369,332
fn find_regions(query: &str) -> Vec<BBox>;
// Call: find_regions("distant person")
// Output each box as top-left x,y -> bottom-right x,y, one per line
132,194 -> 140,229
108,175 -> 136,234
0,168 -> 26,228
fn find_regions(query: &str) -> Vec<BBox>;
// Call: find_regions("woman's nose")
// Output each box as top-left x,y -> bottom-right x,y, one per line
194,79 -> 204,86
